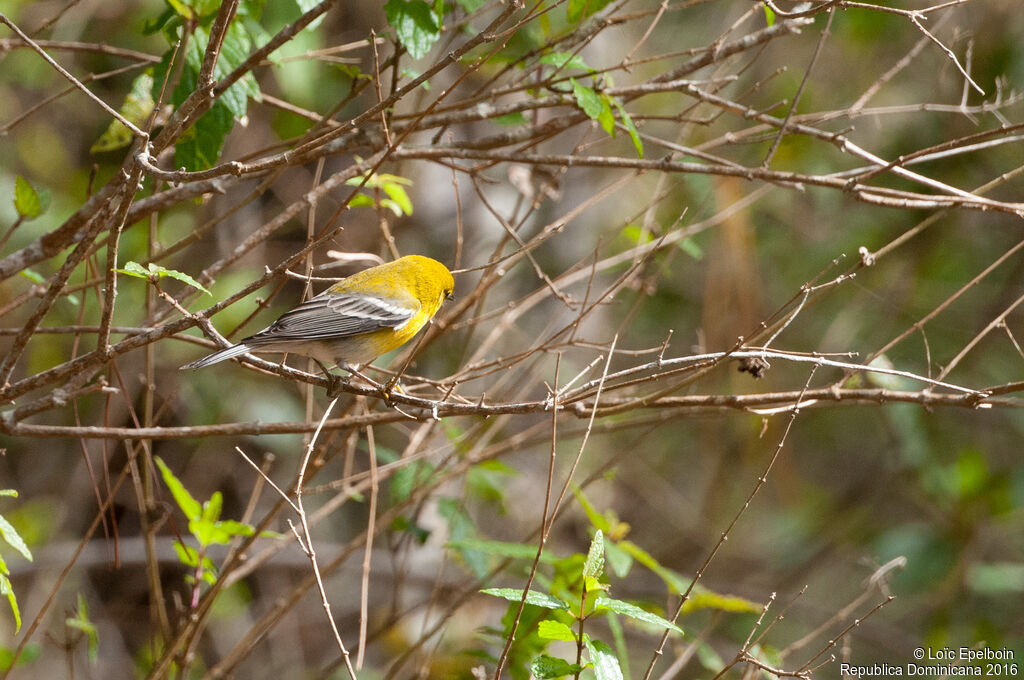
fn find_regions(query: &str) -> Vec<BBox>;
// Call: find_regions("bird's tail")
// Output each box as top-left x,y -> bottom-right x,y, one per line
180,343 -> 252,370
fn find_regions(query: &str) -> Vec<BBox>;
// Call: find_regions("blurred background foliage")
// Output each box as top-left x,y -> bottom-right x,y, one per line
1,0 -> 1023,678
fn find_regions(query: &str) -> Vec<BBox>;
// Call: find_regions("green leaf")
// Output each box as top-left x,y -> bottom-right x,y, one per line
531,654 -> 584,679
480,588 -> 570,610
467,460 -> 517,507
294,0 -> 327,31
0,515 -> 32,563
19,268 -> 44,285
763,4 -> 776,26
584,530 -> 605,579
677,237 -> 704,260
584,637 -> 624,680
65,593 -> 98,664
384,0 -> 441,60
539,52 -> 592,72
173,540 -> 199,567
114,261 -> 212,295
202,491 -> 223,524
13,176 -> 50,220
166,0 -> 197,20
91,73 -> 155,153
160,267 -> 212,295
165,24 -> 258,171
446,539 -> 558,562
438,498 -> 488,579
492,112 -> 528,126
400,67 -> 430,90
382,181 -> 413,216
0,490 -> 17,498
611,97 -> 643,157
0,573 -> 22,634
537,618 -> 577,641
176,99 -> 235,172
592,92 -> 614,134
455,0 -> 488,11
594,595 -> 683,635
568,0 -> 613,24
389,459 -> 434,504
618,539 -> 688,592
966,562 -> 1024,594
349,193 -> 376,208
155,457 -> 202,521
679,588 -> 761,615
603,540 -> 633,579
571,78 -> 604,121
114,261 -> 151,279
572,484 -> 612,533
696,640 -> 726,672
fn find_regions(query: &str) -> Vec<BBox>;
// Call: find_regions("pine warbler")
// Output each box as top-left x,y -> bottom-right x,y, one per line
181,255 -> 454,375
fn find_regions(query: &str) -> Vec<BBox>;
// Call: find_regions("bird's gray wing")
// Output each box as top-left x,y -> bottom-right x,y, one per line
246,292 -> 418,343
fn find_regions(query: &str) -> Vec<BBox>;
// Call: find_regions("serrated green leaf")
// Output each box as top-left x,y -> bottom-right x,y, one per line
168,26 -> 253,171
0,515 -> 32,563
176,98 -> 234,171
539,52 -> 592,72
13,176 -> 49,220
531,654 -> 584,679
584,529 -> 605,579
160,268 -> 212,295
115,262 -> 211,295
538,619 -> 577,641
585,637 -> 623,680
594,596 -> 683,635
384,0 -> 441,60
480,588 -> 570,610
156,457 -> 202,520
114,261 -> 151,279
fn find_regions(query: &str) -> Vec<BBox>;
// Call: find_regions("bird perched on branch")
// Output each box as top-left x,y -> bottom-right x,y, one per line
181,255 -> 454,389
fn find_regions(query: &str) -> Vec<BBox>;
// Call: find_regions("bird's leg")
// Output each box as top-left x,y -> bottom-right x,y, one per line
313,359 -> 349,398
